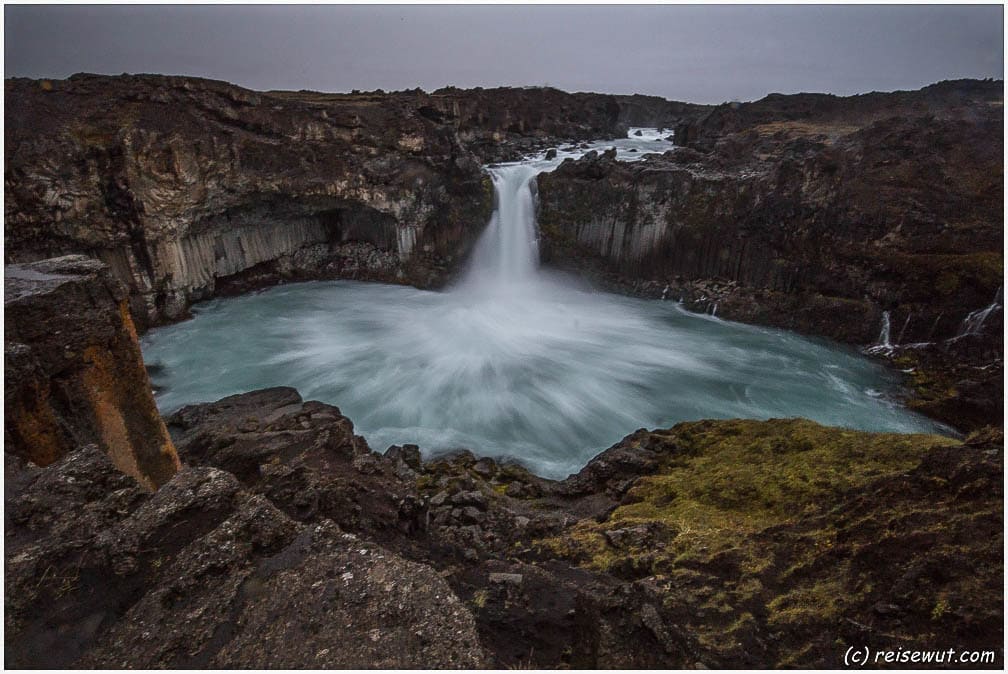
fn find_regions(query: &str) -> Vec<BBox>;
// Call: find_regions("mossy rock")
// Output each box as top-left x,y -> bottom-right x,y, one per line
541,418 -> 954,573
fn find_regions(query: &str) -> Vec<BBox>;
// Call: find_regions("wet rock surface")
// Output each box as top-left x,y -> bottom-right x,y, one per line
7,389 -> 1002,668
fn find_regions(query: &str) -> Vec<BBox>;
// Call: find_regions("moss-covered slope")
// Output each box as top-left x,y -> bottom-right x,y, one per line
537,419 -> 1002,667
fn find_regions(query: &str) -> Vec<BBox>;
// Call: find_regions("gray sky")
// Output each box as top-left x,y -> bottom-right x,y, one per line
4,4 -> 1003,103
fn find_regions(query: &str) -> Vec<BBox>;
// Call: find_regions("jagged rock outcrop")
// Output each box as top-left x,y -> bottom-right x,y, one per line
424,86 -> 708,162
5,75 -> 708,330
9,388 -> 1000,668
4,444 -> 487,668
537,80 -> 1003,429
5,255 -> 179,489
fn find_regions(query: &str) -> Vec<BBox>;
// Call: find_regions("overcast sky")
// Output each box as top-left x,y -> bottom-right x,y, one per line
4,4 -> 1003,103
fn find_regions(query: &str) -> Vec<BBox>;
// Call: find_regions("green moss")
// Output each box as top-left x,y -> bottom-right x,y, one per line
536,417 -> 997,666
931,596 -> 950,621
766,579 -> 843,627
538,419 -> 955,573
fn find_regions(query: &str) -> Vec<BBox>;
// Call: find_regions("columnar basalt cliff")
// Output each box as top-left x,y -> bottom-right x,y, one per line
4,75 -> 490,328
5,75 -> 706,329
537,80 -> 1003,429
5,255 -> 180,489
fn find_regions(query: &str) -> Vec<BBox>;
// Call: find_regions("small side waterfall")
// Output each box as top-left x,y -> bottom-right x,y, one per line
866,310 -> 893,355
956,286 -> 1002,337
878,310 -> 892,348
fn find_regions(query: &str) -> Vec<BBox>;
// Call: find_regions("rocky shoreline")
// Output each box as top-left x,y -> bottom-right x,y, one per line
4,76 -> 1004,668
7,383 -> 1002,668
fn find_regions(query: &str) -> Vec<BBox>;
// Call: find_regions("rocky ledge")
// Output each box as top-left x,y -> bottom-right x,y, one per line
537,79 -> 1003,431
6,386 -> 1003,668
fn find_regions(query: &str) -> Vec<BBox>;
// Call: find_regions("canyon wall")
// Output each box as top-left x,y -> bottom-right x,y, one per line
5,255 -> 180,489
4,75 -> 492,328
537,80 -> 1003,428
5,75 -> 707,329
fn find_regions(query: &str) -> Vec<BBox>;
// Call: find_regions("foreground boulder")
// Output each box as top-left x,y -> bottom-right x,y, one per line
4,444 -> 486,668
5,255 -> 179,489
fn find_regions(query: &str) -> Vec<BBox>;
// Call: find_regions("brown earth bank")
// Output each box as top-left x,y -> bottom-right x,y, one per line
6,387 -> 1003,668
5,73 -> 706,330
536,79 -> 1003,431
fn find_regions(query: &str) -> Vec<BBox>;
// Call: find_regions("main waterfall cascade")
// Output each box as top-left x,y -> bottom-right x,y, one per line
142,129 -> 950,479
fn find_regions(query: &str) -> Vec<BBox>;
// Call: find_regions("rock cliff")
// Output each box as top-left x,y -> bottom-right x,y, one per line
5,255 -> 179,489
537,79 -> 1003,429
4,75 -> 492,328
5,75 -> 707,329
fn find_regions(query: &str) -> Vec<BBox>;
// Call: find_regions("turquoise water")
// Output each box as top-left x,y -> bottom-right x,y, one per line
142,278 -> 948,479
142,132 -> 949,478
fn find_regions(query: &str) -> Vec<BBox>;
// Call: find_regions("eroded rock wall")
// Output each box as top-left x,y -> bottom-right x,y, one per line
539,81 -> 1002,343
4,255 -> 180,489
5,75 -> 495,328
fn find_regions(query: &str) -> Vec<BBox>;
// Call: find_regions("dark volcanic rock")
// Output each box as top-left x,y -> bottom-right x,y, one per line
166,387 -> 419,542
6,388 -> 1002,668
4,75 -> 708,329
4,443 -> 486,668
538,418 -> 1004,668
5,75 -> 494,328
538,80 -> 1003,429
4,255 -> 179,488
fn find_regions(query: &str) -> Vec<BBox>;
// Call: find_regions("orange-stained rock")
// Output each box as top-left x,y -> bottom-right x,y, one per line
5,255 -> 179,489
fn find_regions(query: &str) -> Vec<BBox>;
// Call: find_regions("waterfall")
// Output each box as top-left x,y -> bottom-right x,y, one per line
461,164 -> 547,293
878,310 -> 892,348
866,310 -> 893,355
956,286 -> 1002,337
460,128 -> 677,295
143,129 -> 951,480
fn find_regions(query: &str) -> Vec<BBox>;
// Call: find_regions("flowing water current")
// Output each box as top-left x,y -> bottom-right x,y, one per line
143,129 -> 949,478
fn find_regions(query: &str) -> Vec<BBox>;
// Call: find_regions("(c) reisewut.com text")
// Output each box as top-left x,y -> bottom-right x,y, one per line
844,645 -> 998,666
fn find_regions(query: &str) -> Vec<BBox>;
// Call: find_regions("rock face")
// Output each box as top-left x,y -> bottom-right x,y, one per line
5,75 -> 708,330
4,75 -> 493,328
537,79 -> 1003,429
4,255 -> 179,489
7,388 -> 1002,668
